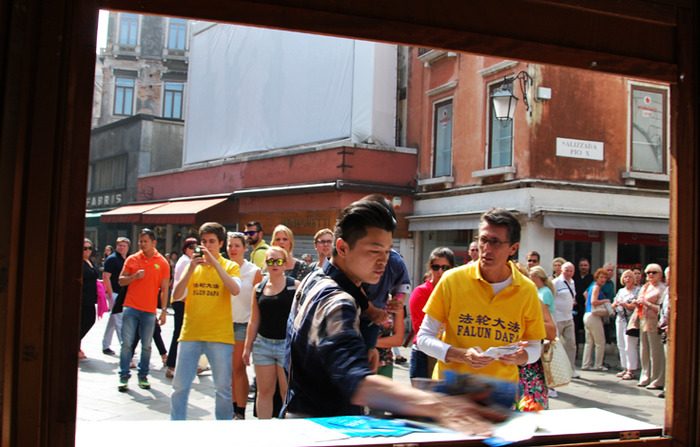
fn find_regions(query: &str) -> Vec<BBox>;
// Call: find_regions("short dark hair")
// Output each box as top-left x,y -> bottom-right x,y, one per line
334,195 -> 396,253
480,208 -> 520,244
246,221 -> 263,232
199,222 -> 226,243
183,237 -> 198,253
527,251 -> 540,261
428,247 -> 455,269
140,228 -> 156,241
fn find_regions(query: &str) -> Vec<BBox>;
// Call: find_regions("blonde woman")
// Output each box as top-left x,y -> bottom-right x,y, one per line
242,246 -> 299,418
529,266 -> 556,317
227,232 -> 263,419
520,265 -> 558,405
612,269 -> 640,380
270,224 -> 312,281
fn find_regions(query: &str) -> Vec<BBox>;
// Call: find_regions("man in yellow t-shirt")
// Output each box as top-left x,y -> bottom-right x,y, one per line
417,208 -> 545,406
170,222 -> 241,420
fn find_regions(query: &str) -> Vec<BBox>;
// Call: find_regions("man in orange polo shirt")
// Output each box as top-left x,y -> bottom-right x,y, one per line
117,228 -> 170,391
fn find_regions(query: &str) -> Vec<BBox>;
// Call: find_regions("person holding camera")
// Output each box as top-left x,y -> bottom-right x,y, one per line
170,222 -> 241,420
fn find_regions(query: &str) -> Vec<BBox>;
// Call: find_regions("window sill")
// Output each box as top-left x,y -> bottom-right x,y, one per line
162,49 -> 189,62
472,166 -> 516,181
621,171 -> 669,186
417,49 -> 457,66
417,176 -> 454,190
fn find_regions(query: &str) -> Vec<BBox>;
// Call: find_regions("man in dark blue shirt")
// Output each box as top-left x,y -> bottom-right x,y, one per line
284,196 -> 502,433
101,237 -> 130,355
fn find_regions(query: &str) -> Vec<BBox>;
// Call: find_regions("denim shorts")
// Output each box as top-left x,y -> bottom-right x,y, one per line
233,322 -> 248,342
252,335 -> 286,367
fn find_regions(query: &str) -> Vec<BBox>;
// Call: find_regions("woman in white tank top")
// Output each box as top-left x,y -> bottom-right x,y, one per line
227,232 -> 263,419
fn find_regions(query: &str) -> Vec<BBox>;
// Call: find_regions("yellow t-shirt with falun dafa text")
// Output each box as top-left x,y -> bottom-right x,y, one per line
179,255 -> 240,344
423,260 -> 545,383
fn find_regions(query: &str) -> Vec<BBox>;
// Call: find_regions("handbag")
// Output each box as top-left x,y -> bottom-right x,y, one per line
96,279 -> 109,319
541,338 -> 572,388
592,301 -> 614,318
626,309 -> 640,337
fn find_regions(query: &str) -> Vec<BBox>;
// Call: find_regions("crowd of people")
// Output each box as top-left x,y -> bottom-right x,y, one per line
78,197 -> 670,429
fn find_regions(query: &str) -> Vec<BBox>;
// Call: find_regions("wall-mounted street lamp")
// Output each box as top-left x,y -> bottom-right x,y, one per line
491,71 -> 534,121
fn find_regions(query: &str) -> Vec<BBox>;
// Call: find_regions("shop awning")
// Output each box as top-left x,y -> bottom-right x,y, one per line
543,213 -> 668,235
100,202 -> 167,223
407,213 -> 482,231
141,198 -> 229,225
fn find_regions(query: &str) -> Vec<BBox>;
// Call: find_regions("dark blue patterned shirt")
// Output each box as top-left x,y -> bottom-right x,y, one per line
284,262 -> 372,416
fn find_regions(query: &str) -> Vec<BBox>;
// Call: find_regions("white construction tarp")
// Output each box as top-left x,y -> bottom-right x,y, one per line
184,24 -> 396,164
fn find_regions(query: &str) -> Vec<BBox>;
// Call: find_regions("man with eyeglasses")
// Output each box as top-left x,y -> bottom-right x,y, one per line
310,228 -> 334,270
284,196 -> 504,432
468,241 -> 479,263
526,251 -> 540,270
245,221 -> 270,269
417,208 -> 546,407
101,236 -> 131,356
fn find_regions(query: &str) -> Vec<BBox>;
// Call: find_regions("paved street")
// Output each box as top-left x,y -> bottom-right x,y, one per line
77,311 -> 666,428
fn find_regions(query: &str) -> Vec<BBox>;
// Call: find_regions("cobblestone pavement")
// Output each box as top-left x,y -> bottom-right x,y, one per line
77,312 -> 665,427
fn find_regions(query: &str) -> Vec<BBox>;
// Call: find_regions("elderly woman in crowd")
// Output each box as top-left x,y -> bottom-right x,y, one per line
582,268 -> 611,371
551,257 -> 566,279
270,224 -> 312,281
227,231 -> 263,419
635,263 -> 667,390
612,269 -> 640,380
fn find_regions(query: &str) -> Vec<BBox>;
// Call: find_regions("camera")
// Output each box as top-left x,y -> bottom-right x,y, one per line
193,246 -> 203,258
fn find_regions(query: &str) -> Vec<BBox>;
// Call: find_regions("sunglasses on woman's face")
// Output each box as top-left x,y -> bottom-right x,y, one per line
265,258 -> 285,266
83,246 -> 92,251
430,264 -> 451,272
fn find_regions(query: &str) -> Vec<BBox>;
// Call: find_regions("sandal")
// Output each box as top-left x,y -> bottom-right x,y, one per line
622,371 -> 634,380
616,370 -> 626,377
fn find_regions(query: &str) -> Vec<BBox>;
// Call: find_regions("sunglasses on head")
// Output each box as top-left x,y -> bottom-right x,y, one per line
265,258 -> 285,266
430,264 -> 451,272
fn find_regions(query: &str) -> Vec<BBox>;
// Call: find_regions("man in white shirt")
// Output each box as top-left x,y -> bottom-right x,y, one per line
552,262 -> 578,377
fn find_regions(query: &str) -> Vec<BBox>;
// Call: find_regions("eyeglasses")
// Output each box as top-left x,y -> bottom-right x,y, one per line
265,258 -> 285,266
475,236 -> 510,248
243,230 -> 258,236
315,239 -> 333,245
645,271 -> 661,275
430,264 -> 451,272
83,246 -> 93,251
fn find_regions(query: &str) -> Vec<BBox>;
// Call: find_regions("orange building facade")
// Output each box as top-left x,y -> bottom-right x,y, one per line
406,49 -> 669,278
